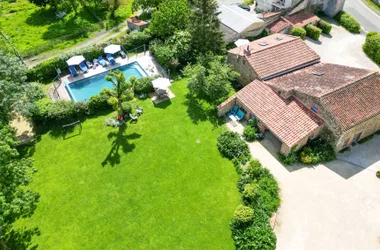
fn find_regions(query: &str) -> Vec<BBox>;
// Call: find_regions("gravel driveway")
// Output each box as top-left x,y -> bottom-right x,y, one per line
248,133 -> 380,250
305,20 -> 380,71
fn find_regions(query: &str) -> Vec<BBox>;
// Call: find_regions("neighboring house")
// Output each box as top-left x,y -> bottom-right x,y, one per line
127,17 -> 149,31
219,34 -> 380,154
218,4 -> 266,42
267,11 -> 320,34
227,34 -> 320,84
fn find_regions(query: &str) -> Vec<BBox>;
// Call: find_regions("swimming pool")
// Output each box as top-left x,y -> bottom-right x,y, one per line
65,62 -> 147,102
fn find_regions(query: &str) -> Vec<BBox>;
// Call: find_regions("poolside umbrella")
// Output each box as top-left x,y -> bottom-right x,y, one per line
66,55 -> 85,66
104,44 -> 121,54
234,39 -> 250,47
152,77 -> 171,90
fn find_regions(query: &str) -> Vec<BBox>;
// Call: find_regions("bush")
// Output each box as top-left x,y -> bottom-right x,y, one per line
298,138 -> 336,164
242,183 -> 258,203
233,205 -> 254,224
377,171 -> 380,178
88,90 -> 111,113
217,131 -> 251,164
363,31 -> 380,65
277,147 -> 298,165
334,11 -> 361,33
318,20 -> 332,34
243,125 -> 256,141
256,176 -> 281,216
291,27 -> 307,40
305,24 -> 322,40
133,76 -> 154,94
121,101 -> 132,114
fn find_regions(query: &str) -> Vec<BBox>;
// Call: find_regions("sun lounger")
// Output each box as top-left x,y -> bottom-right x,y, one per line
120,50 -> 126,59
106,54 -> 116,64
93,59 -> 99,68
135,105 -> 143,115
79,62 -> 88,73
129,113 -> 138,123
98,56 -> 107,67
86,61 -> 93,69
68,65 -> 78,77
228,105 -> 239,116
235,109 -> 245,121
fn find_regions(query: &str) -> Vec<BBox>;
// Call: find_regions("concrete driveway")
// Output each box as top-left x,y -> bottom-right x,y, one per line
305,20 -> 380,71
248,133 -> 380,250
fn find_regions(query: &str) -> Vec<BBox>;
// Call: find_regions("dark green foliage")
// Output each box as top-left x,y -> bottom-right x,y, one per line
217,131 -> 251,164
318,20 -> 332,34
291,27 -> 306,40
334,11 -> 361,33
132,0 -> 164,11
277,148 -> 298,165
121,30 -> 152,51
358,134 -> 374,144
255,176 -> 281,216
377,171 -> 380,178
299,138 -> 336,164
246,30 -> 268,41
243,119 -> 259,141
242,183 -> 258,204
121,101 -> 132,114
87,89 -> 112,113
305,24 -> 322,40
363,31 -> 380,66
132,76 -> 154,94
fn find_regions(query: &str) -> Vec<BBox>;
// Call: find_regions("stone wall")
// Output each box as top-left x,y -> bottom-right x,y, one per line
221,24 -> 239,43
217,96 -> 237,116
227,54 -> 258,85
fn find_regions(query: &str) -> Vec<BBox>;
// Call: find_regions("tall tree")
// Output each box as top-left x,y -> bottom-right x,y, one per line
132,0 -> 164,12
105,70 -> 133,116
107,0 -> 120,19
150,0 -> 190,38
188,0 -> 225,56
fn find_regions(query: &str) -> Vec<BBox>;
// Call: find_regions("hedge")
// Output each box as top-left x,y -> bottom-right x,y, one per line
305,24 -> 322,40
363,31 -> 380,66
291,27 -> 307,40
217,131 -> 251,164
27,30 -> 153,83
317,20 -> 332,34
334,11 -> 361,33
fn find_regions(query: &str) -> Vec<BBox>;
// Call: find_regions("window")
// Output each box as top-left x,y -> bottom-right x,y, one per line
311,104 -> 318,113
342,138 -> 350,148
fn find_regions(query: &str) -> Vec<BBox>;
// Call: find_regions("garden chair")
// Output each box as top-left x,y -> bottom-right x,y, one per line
68,65 -> 78,77
79,62 -> 88,73
86,61 -> 93,69
228,105 -> 239,116
106,54 -> 116,64
135,105 -> 143,115
93,59 -> 99,68
98,56 -> 107,67
235,109 -> 245,121
129,113 -> 138,123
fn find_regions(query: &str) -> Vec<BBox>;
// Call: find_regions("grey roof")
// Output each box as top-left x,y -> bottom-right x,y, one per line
218,5 -> 264,33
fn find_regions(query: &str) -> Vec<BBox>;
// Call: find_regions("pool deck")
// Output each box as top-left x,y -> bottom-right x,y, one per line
51,52 -> 167,101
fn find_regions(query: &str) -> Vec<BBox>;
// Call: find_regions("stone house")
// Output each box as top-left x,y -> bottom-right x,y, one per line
219,34 -> 380,154
127,17 -> 149,32
267,10 -> 320,34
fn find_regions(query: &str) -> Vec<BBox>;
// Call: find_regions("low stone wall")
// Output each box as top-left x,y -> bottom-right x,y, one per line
217,96 -> 237,116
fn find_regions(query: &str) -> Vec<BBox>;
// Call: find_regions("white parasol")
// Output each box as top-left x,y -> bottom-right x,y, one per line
66,55 -> 85,66
104,44 -> 121,54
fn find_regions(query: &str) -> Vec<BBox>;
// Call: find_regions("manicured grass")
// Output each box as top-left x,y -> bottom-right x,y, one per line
16,80 -> 240,249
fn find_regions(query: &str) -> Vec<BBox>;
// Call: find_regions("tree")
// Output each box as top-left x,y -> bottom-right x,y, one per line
188,0 -> 225,55
107,0 -> 120,19
105,70 -> 133,117
150,0 -> 190,38
132,0 -> 164,12
183,55 -> 239,104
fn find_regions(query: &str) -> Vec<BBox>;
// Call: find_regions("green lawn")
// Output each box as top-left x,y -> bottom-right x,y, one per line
15,80 -> 240,249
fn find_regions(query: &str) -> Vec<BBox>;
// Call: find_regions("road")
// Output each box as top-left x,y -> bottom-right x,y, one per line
344,0 -> 380,33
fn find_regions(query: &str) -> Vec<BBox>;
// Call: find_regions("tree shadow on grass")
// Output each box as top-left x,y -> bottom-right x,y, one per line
101,124 -> 142,167
183,94 -> 224,128
25,8 -> 57,26
5,227 -> 40,250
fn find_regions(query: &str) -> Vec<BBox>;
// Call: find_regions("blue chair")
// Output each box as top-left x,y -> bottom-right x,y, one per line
68,65 -> 78,77
235,109 -> 245,121
98,56 -> 107,67
228,105 -> 239,116
79,61 -> 88,73
106,54 -> 116,64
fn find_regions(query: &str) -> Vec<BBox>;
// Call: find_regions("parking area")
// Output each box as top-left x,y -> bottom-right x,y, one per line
249,135 -> 380,250
305,19 -> 380,71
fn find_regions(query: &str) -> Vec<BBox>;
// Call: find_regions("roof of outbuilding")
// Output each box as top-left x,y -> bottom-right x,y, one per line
320,73 -> 380,131
267,19 -> 291,33
282,11 -> 320,28
266,62 -> 375,97
219,5 -> 265,33
229,34 -> 320,80
236,80 -> 324,147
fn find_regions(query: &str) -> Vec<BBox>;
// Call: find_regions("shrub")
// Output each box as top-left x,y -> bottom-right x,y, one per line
121,101 -> 132,114
318,20 -> 332,34
377,171 -> 380,178
277,147 -> 298,165
305,24 -> 322,40
233,205 -> 254,224
256,176 -> 281,216
133,76 -> 154,94
242,183 -> 258,203
363,31 -> 380,66
298,138 -> 336,164
334,11 -> 360,33
291,27 -> 306,40
88,92 -> 111,113
122,30 -> 152,51
217,131 -> 251,163
243,125 -> 256,141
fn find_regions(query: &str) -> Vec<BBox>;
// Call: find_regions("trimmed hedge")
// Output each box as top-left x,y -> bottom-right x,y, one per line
363,31 -> 380,66
291,27 -> 307,40
27,30 -> 153,83
334,11 -> 361,33
317,20 -> 332,34
305,24 -> 322,40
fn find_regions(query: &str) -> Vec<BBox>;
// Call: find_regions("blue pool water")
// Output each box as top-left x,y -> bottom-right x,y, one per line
66,62 -> 147,102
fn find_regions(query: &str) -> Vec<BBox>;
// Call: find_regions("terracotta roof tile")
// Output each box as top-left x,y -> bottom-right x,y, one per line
268,19 -> 291,33
321,73 -> 380,131
282,11 -> 320,28
236,80 -> 324,147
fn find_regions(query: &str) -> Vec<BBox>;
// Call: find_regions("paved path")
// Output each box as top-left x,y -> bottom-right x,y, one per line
344,0 -> 380,33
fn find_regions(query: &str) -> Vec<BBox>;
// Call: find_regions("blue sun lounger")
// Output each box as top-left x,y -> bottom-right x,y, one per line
68,65 -> 78,77
228,105 -> 239,116
98,56 -> 107,67
79,61 -> 88,73
235,109 -> 245,121
106,54 -> 116,64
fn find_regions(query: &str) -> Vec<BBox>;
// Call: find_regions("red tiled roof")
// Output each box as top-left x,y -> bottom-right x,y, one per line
236,80 -> 324,147
268,19 -> 291,33
321,73 -> 380,131
266,63 -> 374,97
127,17 -> 148,26
282,11 -> 320,28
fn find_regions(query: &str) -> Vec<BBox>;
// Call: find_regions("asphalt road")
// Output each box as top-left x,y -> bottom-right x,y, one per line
344,0 -> 380,33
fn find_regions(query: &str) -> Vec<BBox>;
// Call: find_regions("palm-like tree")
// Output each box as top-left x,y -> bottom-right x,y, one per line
105,70 -> 133,117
